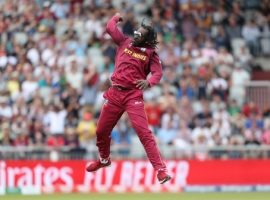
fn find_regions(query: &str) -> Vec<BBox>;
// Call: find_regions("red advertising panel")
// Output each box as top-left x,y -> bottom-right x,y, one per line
0,160 -> 270,193
188,160 -> 270,185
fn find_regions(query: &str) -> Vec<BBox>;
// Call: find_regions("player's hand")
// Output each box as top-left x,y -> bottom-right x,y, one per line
135,80 -> 149,90
115,13 -> 123,22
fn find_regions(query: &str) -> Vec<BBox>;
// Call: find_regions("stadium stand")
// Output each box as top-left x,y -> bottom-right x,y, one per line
0,0 -> 270,160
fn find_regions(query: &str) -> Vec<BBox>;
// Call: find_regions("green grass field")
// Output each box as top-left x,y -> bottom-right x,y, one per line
2,192 -> 270,200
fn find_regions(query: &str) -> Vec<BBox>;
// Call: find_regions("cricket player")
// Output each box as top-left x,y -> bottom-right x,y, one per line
86,13 -> 171,184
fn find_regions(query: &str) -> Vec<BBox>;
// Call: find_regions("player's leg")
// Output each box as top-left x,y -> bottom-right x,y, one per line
126,100 -> 171,183
96,100 -> 124,158
86,99 -> 124,172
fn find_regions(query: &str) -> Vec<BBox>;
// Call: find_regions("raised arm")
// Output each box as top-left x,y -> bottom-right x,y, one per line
106,13 -> 128,45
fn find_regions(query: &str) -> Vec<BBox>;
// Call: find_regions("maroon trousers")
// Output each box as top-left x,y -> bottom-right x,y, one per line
96,87 -> 166,171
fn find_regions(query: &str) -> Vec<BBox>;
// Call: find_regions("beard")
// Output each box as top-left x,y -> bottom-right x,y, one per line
132,38 -> 145,47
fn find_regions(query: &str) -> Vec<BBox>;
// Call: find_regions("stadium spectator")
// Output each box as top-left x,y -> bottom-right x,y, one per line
144,99 -> 162,133
44,104 -> 67,135
242,20 -> 261,56
157,106 -> 179,145
0,0 -> 269,160
230,62 -> 250,105
0,123 -> 13,146
77,111 -> 96,147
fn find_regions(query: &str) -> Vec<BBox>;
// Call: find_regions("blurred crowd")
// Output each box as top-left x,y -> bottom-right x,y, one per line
0,0 -> 270,157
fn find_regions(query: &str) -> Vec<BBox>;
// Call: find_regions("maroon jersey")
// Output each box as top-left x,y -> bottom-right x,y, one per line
106,16 -> 162,89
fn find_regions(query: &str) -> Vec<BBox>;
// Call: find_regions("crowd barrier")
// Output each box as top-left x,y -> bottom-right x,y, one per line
245,81 -> 270,111
1,159 -> 270,194
1,145 -> 270,160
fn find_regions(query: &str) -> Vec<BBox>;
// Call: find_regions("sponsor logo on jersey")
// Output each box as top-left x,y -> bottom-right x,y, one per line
124,48 -> 147,61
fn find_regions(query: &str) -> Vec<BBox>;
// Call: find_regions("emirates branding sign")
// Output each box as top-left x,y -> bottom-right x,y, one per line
0,160 -> 189,193
1,159 -> 270,194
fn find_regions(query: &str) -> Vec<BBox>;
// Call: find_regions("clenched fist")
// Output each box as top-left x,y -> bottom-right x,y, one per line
115,12 -> 123,22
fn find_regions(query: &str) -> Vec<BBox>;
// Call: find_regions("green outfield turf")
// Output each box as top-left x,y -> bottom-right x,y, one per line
2,192 -> 270,200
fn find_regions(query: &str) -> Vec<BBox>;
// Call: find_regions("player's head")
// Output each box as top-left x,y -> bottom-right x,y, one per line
132,18 -> 158,48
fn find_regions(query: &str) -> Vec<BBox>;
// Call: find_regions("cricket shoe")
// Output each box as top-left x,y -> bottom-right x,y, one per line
157,169 -> 172,184
86,158 -> 111,172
